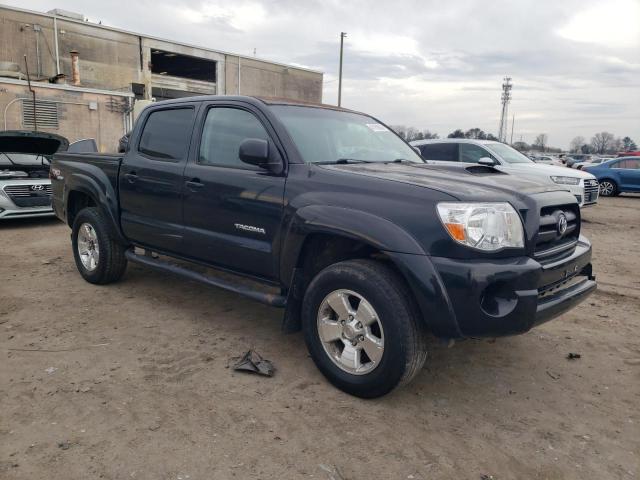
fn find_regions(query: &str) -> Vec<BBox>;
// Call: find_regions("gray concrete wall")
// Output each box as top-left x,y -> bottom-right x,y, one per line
225,56 -> 323,102
1,81 -> 132,153
1,6 -> 323,103
0,7 -> 141,91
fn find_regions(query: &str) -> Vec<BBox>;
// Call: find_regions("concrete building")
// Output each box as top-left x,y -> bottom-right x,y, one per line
0,5 -> 323,151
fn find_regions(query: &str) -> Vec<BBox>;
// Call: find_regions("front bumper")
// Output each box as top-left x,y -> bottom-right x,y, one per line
0,180 -> 54,219
0,197 -> 54,219
388,236 -> 596,338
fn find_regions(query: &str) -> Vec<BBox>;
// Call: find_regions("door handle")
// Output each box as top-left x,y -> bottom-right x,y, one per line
185,178 -> 204,190
124,172 -> 138,183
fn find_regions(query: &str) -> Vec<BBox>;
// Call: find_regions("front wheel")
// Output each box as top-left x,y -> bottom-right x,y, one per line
71,207 -> 128,284
599,180 -> 618,197
302,259 -> 427,398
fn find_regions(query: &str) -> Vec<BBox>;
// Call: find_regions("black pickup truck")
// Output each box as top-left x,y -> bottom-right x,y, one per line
51,96 -> 596,397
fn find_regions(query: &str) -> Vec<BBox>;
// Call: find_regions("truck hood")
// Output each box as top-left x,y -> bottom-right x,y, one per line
0,131 -> 69,156
321,162 -> 570,200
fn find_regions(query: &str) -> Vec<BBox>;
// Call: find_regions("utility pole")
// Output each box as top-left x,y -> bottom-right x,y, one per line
510,114 -> 515,145
338,32 -> 347,107
497,76 -> 512,142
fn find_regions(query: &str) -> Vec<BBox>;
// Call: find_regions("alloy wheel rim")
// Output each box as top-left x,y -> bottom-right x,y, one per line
77,222 -> 100,271
600,182 -> 613,196
317,289 -> 385,375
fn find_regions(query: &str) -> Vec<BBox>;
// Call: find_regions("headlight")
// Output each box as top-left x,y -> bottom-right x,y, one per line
550,176 -> 580,185
436,202 -> 525,251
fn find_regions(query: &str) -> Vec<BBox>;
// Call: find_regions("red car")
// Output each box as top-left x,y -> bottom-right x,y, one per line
617,151 -> 640,157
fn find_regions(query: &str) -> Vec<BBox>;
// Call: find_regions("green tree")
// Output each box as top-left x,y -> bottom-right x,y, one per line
622,136 -> 637,151
465,128 -> 487,139
448,129 -> 465,138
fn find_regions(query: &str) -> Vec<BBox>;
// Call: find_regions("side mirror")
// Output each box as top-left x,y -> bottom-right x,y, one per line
478,157 -> 496,166
239,138 -> 283,174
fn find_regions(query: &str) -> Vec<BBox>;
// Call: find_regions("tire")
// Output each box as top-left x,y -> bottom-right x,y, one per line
599,179 -> 618,197
302,259 -> 427,398
71,207 -> 128,284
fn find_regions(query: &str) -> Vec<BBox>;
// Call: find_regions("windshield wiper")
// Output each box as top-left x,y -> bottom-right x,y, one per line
316,158 -> 373,165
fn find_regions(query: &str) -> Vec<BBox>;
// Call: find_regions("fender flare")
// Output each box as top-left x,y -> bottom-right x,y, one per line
63,166 -> 126,244
279,204 -> 425,286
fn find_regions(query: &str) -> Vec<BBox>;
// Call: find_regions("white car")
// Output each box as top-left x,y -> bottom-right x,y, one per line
0,131 -> 68,219
411,139 -> 599,207
572,157 -> 605,170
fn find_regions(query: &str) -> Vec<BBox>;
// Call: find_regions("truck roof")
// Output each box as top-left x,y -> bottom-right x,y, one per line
145,95 -> 363,115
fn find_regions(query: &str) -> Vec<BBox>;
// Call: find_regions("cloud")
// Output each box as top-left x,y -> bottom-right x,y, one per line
6,0 -> 640,147
557,0 -> 640,49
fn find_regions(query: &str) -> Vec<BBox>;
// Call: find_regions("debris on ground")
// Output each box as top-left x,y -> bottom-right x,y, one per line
546,370 -> 560,380
319,464 -> 345,480
480,475 -> 495,480
567,353 -> 581,360
231,350 -> 275,377
57,441 -> 72,450
44,367 -> 57,374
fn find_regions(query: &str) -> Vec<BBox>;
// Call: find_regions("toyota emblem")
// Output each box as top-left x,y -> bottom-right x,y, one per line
30,184 -> 44,191
557,213 -> 568,236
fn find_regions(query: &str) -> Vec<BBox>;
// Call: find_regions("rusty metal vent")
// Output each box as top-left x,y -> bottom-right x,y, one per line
21,99 -> 59,129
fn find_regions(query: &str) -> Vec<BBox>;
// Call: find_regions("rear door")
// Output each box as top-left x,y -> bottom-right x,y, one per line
613,159 -> 640,191
119,105 -> 197,253
181,102 -> 286,280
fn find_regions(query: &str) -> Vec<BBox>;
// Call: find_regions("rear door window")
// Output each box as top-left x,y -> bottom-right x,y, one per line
419,143 -> 459,162
138,108 -> 195,161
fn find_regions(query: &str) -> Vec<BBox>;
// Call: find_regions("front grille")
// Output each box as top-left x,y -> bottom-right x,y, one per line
3,184 -> 52,207
583,179 -> 599,204
534,204 -> 580,259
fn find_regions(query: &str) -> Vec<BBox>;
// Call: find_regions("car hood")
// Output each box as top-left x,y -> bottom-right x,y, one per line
500,162 -> 596,179
0,130 -> 69,156
320,162 -> 570,200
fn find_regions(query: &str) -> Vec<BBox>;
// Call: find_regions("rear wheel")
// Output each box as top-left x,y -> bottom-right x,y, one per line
302,259 -> 427,398
599,179 -> 618,197
72,207 -> 127,284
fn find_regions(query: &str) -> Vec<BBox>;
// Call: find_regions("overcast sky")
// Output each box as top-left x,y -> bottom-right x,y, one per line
9,0 -> 640,148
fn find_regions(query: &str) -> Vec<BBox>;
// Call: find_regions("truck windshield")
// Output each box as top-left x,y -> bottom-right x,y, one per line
485,143 -> 532,164
271,105 -> 424,164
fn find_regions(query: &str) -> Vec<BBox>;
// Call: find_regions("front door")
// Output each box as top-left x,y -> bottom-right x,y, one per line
182,104 -> 286,280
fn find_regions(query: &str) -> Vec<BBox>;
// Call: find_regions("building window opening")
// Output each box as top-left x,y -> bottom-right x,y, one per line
150,50 -> 216,83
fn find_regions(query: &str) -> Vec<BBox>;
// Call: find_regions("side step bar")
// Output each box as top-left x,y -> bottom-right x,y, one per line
124,249 -> 287,308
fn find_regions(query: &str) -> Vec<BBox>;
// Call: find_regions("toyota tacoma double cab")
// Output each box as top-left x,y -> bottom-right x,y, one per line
51,96 -> 596,398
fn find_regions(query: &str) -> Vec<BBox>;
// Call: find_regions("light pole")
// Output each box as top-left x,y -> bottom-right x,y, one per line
338,32 -> 347,107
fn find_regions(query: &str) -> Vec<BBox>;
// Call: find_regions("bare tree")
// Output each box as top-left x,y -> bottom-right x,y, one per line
569,136 -> 586,153
533,133 -> 548,152
389,126 -> 439,142
590,132 -> 615,154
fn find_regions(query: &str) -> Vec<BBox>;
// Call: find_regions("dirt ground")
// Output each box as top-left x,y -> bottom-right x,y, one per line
1,195 -> 639,480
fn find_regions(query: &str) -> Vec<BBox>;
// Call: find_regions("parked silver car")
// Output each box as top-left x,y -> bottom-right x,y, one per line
0,131 -> 68,219
411,139 -> 599,207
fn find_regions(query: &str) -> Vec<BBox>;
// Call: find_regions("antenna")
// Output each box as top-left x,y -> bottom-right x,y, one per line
497,76 -> 512,142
